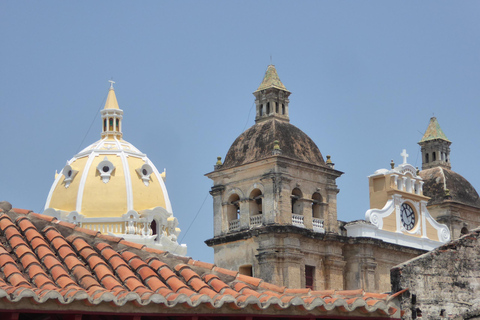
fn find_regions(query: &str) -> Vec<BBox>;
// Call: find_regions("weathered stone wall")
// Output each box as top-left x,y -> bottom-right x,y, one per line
391,229 -> 480,319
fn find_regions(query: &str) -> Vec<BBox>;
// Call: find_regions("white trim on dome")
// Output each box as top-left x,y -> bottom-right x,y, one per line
115,137 -> 134,211
77,151 -> 98,213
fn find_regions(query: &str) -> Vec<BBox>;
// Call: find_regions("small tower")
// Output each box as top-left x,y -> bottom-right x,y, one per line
253,65 -> 291,123
101,80 -> 124,139
418,117 -> 451,170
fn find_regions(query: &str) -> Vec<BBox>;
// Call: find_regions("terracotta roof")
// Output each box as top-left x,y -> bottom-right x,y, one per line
0,207 -> 400,318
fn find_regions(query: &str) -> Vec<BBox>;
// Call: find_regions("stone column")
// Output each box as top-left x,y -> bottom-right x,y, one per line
302,198 -> 313,229
239,199 -> 250,230
210,185 -> 225,236
324,255 -> 346,290
325,186 -> 339,233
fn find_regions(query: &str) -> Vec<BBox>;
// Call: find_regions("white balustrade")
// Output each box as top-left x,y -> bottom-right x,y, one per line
312,218 -> 324,229
292,214 -> 304,227
229,219 -> 240,231
250,214 -> 262,226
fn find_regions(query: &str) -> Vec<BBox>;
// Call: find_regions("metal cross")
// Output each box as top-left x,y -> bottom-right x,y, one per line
108,80 -> 115,89
401,149 -> 409,164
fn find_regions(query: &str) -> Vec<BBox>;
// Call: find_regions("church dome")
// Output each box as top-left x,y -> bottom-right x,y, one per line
419,167 -> 480,208
44,83 -> 172,218
223,119 -> 325,168
222,65 -> 325,169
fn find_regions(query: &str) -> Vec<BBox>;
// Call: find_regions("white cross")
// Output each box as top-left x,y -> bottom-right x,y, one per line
108,80 -> 115,89
401,149 -> 409,164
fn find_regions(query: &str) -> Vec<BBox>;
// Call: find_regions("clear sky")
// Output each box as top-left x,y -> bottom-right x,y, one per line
1,1 -> 480,263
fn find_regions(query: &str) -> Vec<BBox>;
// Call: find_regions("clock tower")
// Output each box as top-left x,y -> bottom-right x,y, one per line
346,150 -> 450,250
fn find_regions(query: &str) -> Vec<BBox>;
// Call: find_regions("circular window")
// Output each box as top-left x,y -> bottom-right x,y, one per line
400,203 -> 416,231
68,170 -> 72,177
142,168 -> 148,176
102,166 -> 110,173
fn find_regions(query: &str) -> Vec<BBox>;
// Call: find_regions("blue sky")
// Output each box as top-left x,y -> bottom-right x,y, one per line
1,1 -> 480,262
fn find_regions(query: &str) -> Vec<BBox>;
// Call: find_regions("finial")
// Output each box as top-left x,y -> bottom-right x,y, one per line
416,167 -> 420,175
401,149 -> 409,164
273,140 -> 280,150
326,155 -> 334,168
272,140 -> 282,155
214,156 -> 223,170
390,160 -> 395,169
108,80 -> 115,89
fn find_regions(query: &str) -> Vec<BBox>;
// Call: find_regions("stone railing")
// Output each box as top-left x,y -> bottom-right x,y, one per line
313,218 -> 325,232
250,214 -> 262,226
229,219 -> 240,231
292,214 -> 304,227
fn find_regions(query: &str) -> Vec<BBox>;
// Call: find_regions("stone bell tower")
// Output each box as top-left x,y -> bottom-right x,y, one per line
205,65 -> 344,290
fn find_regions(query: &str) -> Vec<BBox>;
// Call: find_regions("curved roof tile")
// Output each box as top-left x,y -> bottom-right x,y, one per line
0,207 -> 400,318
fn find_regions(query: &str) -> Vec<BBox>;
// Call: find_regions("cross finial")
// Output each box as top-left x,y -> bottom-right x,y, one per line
108,80 -> 115,89
401,149 -> 409,164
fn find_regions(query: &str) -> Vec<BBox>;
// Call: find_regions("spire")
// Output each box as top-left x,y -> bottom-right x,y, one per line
418,117 -> 451,170
104,80 -> 120,110
101,81 -> 123,139
256,65 -> 289,92
253,65 -> 291,123
419,117 -> 450,143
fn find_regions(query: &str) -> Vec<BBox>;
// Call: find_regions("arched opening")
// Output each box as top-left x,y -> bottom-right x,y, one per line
282,104 -> 285,115
151,219 -> 157,236
291,188 -> 303,214
312,193 -> 323,218
103,119 -> 107,132
249,189 -> 263,216
266,102 -> 270,115
109,118 -> 114,131
116,119 -> 119,131
425,153 -> 429,163
259,104 -> 263,116
432,152 -> 436,161
461,227 -> 469,235
275,102 -> 279,113
227,194 -> 240,231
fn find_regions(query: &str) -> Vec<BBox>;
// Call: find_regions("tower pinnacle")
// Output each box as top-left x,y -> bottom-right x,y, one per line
418,117 -> 451,170
253,65 -> 291,123
101,81 -> 123,139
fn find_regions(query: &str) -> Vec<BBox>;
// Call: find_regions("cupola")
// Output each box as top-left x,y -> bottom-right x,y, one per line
253,65 -> 291,123
101,80 -> 123,139
418,117 -> 451,170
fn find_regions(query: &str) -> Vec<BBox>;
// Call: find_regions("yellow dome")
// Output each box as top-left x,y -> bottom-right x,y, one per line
44,137 -> 172,217
43,82 -> 186,255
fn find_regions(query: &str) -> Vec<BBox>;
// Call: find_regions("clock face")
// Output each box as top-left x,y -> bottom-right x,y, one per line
400,203 -> 416,231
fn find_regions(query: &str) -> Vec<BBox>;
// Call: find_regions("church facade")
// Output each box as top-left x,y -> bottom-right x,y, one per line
204,65 -> 473,293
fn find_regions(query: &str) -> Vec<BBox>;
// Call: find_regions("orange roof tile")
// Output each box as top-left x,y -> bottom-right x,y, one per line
0,209 -> 400,318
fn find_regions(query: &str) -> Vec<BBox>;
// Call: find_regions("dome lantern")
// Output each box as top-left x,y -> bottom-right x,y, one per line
253,65 -> 291,123
101,80 -> 123,139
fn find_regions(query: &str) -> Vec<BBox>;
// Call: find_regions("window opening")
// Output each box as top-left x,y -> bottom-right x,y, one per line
305,265 -> 314,289
259,105 -> 263,116
432,152 -> 436,161
425,153 -> 429,163
109,118 -> 114,131
266,102 -> 270,115
116,118 -> 119,131
249,189 -> 263,216
282,104 -> 285,114
239,265 -> 253,276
